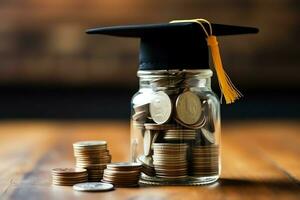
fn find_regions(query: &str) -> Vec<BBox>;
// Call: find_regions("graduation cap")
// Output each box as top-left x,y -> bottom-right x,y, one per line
86,19 -> 258,104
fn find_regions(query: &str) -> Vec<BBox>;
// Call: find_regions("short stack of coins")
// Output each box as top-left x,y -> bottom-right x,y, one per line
73,141 -> 111,181
191,145 -> 219,176
51,168 -> 88,186
102,162 -> 142,187
152,143 -> 188,179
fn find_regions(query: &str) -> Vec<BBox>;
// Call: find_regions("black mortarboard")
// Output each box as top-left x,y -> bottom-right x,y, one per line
86,19 -> 258,104
86,21 -> 258,70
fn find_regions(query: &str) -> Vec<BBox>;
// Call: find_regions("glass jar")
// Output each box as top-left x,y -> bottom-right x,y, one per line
130,69 -> 221,185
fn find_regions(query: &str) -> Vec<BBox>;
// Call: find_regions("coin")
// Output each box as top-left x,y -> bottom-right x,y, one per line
143,130 -> 153,156
200,128 -> 215,144
175,91 -> 202,125
73,182 -> 114,192
175,115 -> 206,129
132,111 -> 148,121
149,91 -> 172,124
203,99 -> 216,132
73,141 -> 107,147
164,129 -> 196,141
133,103 -> 149,113
144,123 -> 178,130
52,168 -> 87,175
106,162 -> 142,171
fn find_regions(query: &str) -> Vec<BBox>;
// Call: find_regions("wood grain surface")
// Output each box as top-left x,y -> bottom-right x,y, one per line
0,120 -> 299,200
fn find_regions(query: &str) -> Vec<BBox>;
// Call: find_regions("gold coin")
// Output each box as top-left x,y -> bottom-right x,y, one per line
175,91 -> 202,125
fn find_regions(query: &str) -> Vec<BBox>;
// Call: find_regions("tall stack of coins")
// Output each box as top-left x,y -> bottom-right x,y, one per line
73,141 -> 111,181
191,145 -> 219,176
102,162 -> 142,187
51,168 -> 88,186
152,143 -> 188,179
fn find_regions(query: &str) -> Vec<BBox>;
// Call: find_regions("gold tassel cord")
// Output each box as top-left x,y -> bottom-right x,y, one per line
170,19 -> 242,104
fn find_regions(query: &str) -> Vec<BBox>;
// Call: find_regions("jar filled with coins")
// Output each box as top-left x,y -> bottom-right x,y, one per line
130,69 -> 220,185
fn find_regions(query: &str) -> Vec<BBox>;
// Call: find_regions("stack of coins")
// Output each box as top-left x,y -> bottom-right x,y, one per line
191,145 -> 219,176
152,143 -> 188,179
164,129 -> 196,141
73,141 -> 112,181
102,162 -> 142,187
51,168 -> 88,186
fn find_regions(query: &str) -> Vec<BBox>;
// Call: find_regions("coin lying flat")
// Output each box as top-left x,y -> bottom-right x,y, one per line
106,162 -> 142,171
73,141 -> 107,147
164,129 -> 196,141
144,123 -> 179,130
150,91 -> 172,124
175,91 -> 202,125
52,168 -> 87,175
73,182 -> 114,192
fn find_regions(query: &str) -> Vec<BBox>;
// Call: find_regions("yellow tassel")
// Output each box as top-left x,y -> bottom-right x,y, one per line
207,35 -> 242,104
170,18 -> 242,104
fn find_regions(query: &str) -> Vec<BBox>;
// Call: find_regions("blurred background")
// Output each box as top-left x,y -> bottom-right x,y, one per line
0,0 -> 299,120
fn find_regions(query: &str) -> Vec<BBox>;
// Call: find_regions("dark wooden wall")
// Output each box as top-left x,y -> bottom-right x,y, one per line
0,0 -> 299,119
0,0 -> 298,89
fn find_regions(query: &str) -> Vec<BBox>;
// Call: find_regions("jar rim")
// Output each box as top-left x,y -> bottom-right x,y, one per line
137,69 -> 213,78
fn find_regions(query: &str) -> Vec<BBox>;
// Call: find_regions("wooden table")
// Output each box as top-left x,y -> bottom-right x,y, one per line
0,120 -> 299,200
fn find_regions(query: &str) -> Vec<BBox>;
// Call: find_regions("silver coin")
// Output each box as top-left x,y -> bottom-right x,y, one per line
175,91 -> 202,125
143,130 -> 153,156
150,91 -> 172,124
73,182 -> 114,192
